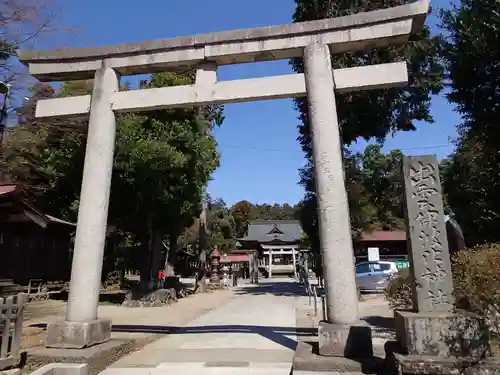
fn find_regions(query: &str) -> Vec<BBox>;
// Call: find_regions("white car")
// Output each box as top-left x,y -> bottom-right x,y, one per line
355,261 -> 399,292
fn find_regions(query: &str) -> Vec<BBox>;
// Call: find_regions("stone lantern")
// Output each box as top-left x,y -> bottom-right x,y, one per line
210,246 -> 221,285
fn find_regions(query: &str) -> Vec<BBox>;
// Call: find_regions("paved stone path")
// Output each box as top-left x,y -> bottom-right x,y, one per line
102,279 -> 311,375
22,286 -> 237,349
97,279 -> 394,375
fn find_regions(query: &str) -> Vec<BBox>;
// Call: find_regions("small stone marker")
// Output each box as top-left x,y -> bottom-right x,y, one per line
402,155 -> 455,313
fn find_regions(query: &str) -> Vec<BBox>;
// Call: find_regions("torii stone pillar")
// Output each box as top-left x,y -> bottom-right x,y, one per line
45,64 -> 119,348
304,43 -> 372,358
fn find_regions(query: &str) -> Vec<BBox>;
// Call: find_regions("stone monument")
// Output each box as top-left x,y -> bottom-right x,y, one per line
403,155 -> 455,313
386,155 -> 496,375
20,0 -> 429,353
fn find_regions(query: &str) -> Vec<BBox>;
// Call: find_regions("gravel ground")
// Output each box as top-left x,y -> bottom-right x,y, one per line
21,288 -> 237,349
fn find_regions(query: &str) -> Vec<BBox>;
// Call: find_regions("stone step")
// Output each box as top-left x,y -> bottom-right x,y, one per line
99,362 -> 292,375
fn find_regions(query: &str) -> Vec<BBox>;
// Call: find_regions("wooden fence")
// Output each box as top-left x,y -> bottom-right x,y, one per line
0,293 -> 28,370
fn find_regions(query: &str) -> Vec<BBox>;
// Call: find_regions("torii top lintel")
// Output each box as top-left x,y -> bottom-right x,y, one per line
19,0 -> 429,81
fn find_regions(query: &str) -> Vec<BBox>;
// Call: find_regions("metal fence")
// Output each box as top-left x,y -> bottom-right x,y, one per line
302,270 -> 326,320
0,293 -> 28,371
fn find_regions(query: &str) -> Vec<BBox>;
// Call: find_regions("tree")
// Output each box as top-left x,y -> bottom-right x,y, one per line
231,200 -> 254,238
343,150 -> 378,237
291,0 -> 444,250
1,0 -> 65,115
1,1 -> 58,55
250,203 -> 298,221
1,81 -> 90,219
108,72 -> 220,284
4,72 -> 222,290
206,196 -> 236,251
439,0 -> 500,246
297,145 -> 405,251
230,201 -> 300,238
359,145 -> 404,230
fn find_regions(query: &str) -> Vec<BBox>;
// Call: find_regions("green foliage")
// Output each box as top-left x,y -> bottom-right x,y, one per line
297,196 -> 320,253
385,244 -> 500,317
230,201 -> 299,238
291,0 -> 444,251
206,197 -> 236,251
298,145 -> 406,254
231,200 -> 254,238
181,199 -> 301,254
453,244 -> 500,316
3,70 -> 302,279
2,82 -> 87,220
179,195 -> 238,255
3,72 -> 221,279
384,267 -> 413,310
292,0 -> 443,144
439,0 -> 500,246
107,72 -> 221,275
58,81 -> 94,97
358,146 -> 405,230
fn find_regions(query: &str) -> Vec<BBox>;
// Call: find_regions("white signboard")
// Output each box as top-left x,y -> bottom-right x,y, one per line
368,247 -> 380,262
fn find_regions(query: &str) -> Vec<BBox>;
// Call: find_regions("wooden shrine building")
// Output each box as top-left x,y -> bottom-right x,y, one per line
237,220 -> 307,277
353,230 -> 407,261
0,184 -> 75,284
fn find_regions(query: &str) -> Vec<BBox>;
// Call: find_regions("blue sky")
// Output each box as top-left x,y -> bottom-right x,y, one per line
33,0 -> 460,206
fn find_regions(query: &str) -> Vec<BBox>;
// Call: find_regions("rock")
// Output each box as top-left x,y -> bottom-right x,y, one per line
487,305 -> 500,334
121,288 -> 177,307
121,299 -> 139,308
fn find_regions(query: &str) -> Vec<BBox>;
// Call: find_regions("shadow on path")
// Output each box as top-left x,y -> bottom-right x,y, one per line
235,282 -> 309,297
30,323 -> 316,351
362,315 -> 396,338
362,316 -> 394,330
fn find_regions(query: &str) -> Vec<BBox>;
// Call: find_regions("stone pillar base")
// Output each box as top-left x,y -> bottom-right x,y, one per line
395,310 -> 490,358
45,319 -> 112,349
387,310 -> 493,374
318,321 -> 373,358
386,341 -> 500,375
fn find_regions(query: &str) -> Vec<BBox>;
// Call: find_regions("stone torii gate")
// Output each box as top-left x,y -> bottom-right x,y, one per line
20,0 -> 430,354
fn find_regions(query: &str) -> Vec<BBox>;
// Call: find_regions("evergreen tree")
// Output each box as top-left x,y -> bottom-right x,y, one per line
291,0 -> 443,251
440,0 -> 500,245
3,73 -> 221,285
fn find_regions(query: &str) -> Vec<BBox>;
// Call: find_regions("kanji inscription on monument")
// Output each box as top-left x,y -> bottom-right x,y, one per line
403,155 -> 454,313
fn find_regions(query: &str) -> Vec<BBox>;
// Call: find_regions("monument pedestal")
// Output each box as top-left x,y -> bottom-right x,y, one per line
395,310 -> 490,358
386,310 -> 498,375
318,321 -> 374,358
387,348 -> 500,375
45,319 -> 111,349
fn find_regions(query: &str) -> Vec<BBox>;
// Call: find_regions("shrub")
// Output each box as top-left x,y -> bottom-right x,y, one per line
384,267 -> 413,310
453,244 -> 500,318
384,244 -> 500,333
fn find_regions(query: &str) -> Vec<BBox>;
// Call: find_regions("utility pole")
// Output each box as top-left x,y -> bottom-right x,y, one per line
0,81 -> 10,144
199,187 -> 209,257
0,81 -> 10,182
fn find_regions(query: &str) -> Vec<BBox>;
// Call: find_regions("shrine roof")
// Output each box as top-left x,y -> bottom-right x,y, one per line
240,220 -> 302,244
0,183 -> 75,228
